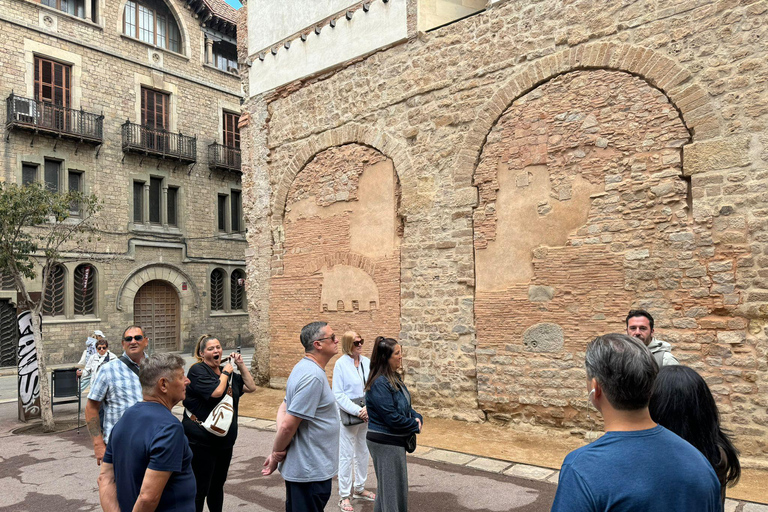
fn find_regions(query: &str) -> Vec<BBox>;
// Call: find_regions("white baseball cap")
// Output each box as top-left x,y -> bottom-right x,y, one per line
94,330 -> 105,337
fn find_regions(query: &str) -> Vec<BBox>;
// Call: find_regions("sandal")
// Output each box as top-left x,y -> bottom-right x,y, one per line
339,498 -> 354,511
353,489 -> 376,501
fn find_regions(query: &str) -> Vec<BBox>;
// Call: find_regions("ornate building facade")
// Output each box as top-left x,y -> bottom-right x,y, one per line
0,0 -> 250,364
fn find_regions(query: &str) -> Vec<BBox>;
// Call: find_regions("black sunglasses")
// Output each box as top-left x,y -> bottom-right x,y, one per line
353,339 -> 365,347
124,335 -> 144,342
315,334 -> 337,343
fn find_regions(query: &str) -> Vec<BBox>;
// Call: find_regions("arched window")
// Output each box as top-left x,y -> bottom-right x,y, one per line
123,0 -> 182,54
1,271 -> 14,290
42,264 -> 66,317
230,269 -> 246,311
210,268 -> 225,311
73,264 -> 97,316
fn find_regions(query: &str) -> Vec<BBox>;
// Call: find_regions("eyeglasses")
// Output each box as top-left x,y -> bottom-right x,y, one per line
97,346 -> 108,351
315,334 -> 337,343
353,339 -> 364,347
124,335 -> 144,342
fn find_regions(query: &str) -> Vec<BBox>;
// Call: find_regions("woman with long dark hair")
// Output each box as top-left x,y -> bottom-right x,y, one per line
649,365 -> 740,503
364,336 -> 422,512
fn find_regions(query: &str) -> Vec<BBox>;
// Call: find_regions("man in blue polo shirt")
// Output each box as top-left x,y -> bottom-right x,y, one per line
86,325 -> 148,464
551,334 -> 721,512
97,353 -> 195,512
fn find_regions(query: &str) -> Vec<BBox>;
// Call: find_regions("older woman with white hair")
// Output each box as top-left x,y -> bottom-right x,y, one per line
332,331 -> 375,511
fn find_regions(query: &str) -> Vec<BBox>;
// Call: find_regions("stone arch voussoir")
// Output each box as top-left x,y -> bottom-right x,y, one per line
456,42 -> 720,189
116,263 -> 200,311
270,124 -> 413,230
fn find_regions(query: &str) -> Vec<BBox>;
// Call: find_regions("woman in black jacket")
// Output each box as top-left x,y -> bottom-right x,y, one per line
183,334 -> 257,512
364,336 -> 423,512
649,365 -> 740,505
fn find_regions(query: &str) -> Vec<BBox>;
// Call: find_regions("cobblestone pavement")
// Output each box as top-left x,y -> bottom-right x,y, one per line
1,399 -> 765,511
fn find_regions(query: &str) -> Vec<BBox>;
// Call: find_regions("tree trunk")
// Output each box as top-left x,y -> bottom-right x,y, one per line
31,311 -> 55,432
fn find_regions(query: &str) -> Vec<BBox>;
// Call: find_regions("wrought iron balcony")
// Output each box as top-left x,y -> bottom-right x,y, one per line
121,121 -> 197,163
5,93 -> 103,143
208,142 -> 241,172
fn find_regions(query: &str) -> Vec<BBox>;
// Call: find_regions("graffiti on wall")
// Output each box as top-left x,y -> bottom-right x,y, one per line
17,310 -> 41,421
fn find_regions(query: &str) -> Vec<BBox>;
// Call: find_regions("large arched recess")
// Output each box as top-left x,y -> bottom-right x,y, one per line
454,42 -> 721,190
268,136 -> 405,384
114,0 -> 192,57
471,66 -> 705,429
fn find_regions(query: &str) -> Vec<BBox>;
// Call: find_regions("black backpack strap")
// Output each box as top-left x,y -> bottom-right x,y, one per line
119,355 -> 140,377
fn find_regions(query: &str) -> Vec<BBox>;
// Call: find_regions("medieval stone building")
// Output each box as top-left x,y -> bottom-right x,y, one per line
240,0 -> 768,464
0,0 -> 249,365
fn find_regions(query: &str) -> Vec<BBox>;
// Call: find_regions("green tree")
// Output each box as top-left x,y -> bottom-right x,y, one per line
0,181 -> 100,432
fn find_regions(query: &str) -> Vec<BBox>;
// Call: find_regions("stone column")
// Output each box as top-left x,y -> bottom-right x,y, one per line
205,37 -> 214,65
142,182 -> 150,226
162,185 -> 168,227
85,0 -> 92,22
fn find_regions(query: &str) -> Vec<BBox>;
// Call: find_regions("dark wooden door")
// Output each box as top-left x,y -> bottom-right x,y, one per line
133,280 -> 179,352
141,88 -> 169,152
0,300 -> 18,367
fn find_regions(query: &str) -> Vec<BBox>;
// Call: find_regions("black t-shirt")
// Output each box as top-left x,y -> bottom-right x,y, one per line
182,362 -> 244,447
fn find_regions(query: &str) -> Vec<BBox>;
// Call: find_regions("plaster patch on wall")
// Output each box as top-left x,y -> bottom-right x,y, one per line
320,265 -> 380,312
476,165 -> 602,291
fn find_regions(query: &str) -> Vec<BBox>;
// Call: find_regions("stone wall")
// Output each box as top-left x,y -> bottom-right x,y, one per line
242,0 -> 768,459
1,0 -> 250,362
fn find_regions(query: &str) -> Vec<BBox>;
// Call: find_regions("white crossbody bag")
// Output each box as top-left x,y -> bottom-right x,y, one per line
186,381 -> 234,437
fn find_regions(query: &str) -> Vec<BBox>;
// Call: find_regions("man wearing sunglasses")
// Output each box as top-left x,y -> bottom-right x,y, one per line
86,326 -> 149,465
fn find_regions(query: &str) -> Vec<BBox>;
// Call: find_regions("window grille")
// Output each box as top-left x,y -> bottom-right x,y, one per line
73,264 -> 96,315
210,269 -> 225,311
1,272 -> 15,290
230,269 -> 245,311
42,264 -> 66,317
0,300 -> 18,367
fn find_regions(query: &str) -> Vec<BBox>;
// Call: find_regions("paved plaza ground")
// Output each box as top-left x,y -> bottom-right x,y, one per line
0,353 -> 766,511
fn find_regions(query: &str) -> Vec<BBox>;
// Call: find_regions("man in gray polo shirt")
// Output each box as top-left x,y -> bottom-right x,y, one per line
262,321 -> 340,512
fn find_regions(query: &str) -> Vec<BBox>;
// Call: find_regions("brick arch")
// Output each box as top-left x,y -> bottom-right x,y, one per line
270,124 -> 413,228
455,42 -> 719,188
116,263 -> 199,312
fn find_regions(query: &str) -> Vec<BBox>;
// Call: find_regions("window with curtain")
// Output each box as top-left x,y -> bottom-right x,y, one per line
124,0 -> 182,53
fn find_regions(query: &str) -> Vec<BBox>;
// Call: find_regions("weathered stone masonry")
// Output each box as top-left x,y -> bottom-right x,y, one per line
242,0 -> 768,461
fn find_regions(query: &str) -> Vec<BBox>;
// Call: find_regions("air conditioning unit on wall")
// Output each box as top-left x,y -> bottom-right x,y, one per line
13,97 -> 37,123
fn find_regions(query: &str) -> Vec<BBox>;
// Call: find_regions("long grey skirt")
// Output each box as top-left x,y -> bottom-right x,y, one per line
366,439 -> 408,512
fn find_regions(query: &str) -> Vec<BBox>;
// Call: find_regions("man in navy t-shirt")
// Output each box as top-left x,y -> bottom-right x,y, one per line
97,353 -> 196,512
551,334 -> 721,512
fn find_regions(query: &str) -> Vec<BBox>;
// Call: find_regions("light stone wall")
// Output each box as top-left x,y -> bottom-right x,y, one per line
241,0 -> 768,460
1,0 -> 250,362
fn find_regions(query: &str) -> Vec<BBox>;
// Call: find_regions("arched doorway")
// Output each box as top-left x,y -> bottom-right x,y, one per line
134,280 -> 180,352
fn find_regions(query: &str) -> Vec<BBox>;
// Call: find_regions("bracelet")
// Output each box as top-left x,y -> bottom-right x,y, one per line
222,370 -> 231,377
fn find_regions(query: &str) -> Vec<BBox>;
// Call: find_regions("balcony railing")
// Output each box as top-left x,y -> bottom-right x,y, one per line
121,121 -> 197,163
208,142 -> 241,172
5,93 -> 103,143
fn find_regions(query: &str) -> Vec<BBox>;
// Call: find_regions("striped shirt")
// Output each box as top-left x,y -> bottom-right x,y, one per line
87,353 -> 143,443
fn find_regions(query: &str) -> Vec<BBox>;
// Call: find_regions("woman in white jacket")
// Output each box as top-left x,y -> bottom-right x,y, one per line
332,331 -> 376,511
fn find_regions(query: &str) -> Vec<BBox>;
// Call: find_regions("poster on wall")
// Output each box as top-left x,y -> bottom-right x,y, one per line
17,310 -> 41,422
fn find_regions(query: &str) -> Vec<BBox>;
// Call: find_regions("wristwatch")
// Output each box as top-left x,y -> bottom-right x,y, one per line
222,370 -> 232,377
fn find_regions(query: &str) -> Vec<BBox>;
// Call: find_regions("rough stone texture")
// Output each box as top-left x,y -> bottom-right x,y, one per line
242,0 -> 768,459
522,323 -> 564,353
1,0 -> 249,361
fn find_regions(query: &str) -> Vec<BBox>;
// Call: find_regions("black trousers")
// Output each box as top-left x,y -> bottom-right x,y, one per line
285,478 -> 332,512
189,442 -> 233,512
